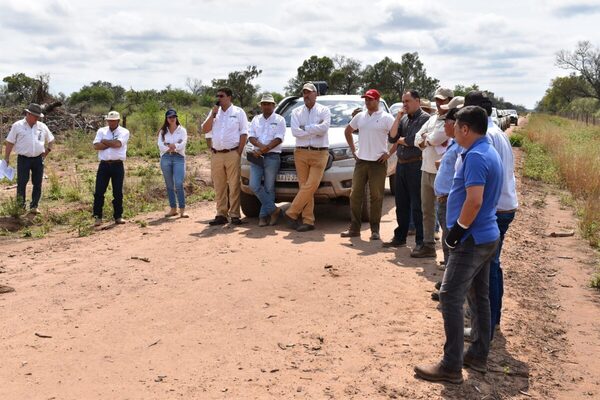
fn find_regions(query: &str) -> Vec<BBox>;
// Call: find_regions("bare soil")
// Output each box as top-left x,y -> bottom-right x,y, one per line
1,120 -> 599,399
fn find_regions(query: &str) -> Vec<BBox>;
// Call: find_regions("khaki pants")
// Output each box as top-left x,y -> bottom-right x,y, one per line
211,151 -> 241,218
349,159 -> 387,233
286,148 -> 329,225
421,171 -> 437,245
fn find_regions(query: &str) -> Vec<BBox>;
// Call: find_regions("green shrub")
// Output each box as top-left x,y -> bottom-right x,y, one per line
509,133 -> 523,147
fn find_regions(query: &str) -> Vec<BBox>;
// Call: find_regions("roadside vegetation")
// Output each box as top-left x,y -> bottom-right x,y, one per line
519,114 -> 599,288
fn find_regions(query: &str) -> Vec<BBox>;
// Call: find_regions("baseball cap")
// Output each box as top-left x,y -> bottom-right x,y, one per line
361,89 -> 381,100
302,82 -> 317,92
434,87 -> 454,100
165,109 -> 177,118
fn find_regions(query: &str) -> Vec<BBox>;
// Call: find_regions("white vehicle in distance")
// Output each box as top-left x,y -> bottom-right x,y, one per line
240,94 -> 398,220
389,102 -> 403,117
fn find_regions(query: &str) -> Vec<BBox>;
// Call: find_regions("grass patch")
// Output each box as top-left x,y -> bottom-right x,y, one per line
522,114 -> 600,249
509,132 -> 524,147
0,197 -> 26,218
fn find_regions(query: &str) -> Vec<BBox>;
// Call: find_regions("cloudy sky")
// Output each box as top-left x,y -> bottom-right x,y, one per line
1,0 -> 599,108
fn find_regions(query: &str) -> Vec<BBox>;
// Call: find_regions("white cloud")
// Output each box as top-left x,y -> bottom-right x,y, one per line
1,0 -> 599,108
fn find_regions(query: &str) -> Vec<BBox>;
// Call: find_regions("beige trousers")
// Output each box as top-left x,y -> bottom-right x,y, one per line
286,148 -> 329,225
211,151 -> 241,218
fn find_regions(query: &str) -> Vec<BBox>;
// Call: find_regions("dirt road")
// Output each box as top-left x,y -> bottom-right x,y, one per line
1,146 -> 599,399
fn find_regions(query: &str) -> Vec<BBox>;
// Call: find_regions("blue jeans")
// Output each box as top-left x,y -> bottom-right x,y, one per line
160,153 -> 186,208
249,153 -> 280,218
393,160 -> 423,245
490,211 -> 515,337
440,236 -> 499,372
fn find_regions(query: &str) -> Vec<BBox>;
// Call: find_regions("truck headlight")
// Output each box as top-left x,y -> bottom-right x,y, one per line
331,147 -> 353,161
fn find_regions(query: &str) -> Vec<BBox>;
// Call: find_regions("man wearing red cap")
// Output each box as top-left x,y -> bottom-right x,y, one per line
341,89 -> 396,240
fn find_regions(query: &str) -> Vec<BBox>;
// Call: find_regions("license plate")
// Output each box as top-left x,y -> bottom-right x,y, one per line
276,172 -> 298,182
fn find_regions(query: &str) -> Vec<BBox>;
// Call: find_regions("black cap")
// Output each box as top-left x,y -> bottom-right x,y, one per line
464,91 -> 492,116
446,107 -> 460,121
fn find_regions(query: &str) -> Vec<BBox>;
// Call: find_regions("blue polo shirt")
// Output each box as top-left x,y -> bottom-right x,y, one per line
446,137 -> 503,245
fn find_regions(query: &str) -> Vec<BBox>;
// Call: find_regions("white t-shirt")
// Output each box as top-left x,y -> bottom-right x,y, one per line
349,109 -> 395,161
6,118 -> 55,157
157,125 -> 187,157
248,113 -> 286,153
93,125 -> 130,161
204,105 -> 248,150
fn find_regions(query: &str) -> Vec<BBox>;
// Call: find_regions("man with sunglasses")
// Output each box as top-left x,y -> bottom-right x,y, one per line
202,87 -> 248,226
340,89 -> 395,240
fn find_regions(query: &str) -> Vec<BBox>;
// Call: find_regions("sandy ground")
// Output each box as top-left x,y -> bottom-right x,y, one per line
1,122 -> 599,399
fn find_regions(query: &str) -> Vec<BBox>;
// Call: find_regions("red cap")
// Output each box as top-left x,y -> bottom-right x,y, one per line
361,89 -> 381,100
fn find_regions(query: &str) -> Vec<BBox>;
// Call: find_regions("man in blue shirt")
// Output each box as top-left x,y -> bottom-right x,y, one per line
415,106 -> 503,384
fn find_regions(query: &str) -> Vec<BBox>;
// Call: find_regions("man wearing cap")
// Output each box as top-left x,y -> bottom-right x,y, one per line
414,105 -> 502,384
464,90 -> 518,339
247,93 -> 286,226
92,111 -> 130,226
384,90 -> 430,249
411,87 -> 454,258
341,89 -> 395,240
202,87 -> 248,226
284,82 -> 331,232
3,103 -> 54,214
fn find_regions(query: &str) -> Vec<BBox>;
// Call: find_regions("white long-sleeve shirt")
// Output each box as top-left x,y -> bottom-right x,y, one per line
487,118 -> 518,211
248,113 -> 286,153
415,113 -> 448,174
157,125 -> 187,157
93,125 -> 130,161
204,105 -> 248,150
290,102 -> 331,148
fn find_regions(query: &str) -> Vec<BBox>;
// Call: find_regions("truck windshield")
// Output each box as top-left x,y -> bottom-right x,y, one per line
279,99 -> 388,127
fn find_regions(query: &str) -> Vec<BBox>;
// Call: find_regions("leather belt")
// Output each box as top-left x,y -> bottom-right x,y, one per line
497,209 -> 517,214
397,156 -> 422,164
211,146 -> 239,154
296,146 -> 328,151
100,160 -> 123,164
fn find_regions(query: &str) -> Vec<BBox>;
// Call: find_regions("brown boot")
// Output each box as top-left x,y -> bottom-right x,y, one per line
414,362 -> 463,384
463,353 -> 487,373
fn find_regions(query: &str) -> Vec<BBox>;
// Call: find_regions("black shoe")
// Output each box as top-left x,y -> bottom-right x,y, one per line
296,224 -> 315,232
434,281 -> 442,290
340,230 -> 360,238
230,217 -> 243,225
410,244 -> 437,258
0,285 -> 15,294
209,216 -> 228,226
431,291 -> 440,301
382,238 -> 406,248
284,213 -> 300,230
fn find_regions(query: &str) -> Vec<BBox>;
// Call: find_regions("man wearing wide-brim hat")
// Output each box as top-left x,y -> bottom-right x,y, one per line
3,103 -> 55,214
247,93 -> 286,226
92,110 -> 130,226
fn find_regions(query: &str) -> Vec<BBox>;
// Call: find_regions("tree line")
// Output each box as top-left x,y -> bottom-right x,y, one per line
0,52 -> 525,114
537,41 -> 600,117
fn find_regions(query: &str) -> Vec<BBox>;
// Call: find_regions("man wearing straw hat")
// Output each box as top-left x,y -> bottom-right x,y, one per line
3,103 -> 55,214
92,111 -> 130,226
247,93 -> 286,226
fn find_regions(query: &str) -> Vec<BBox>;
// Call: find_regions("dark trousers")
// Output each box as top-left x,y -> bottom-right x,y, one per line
17,155 -> 44,209
440,236 -> 499,372
490,211 -> 515,338
393,160 -> 423,245
349,159 -> 387,233
93,161 -> 125,219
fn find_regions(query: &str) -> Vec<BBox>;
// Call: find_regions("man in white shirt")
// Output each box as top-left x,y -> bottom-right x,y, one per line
284,82 -> 331,232
413,87 -> 454,258
92,111 -> 130,226
340,89 -> 395,240
248,93 -> 286,226
4,103 -> 54,214
202,87 -> 248,225
464,90 -> 519,339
